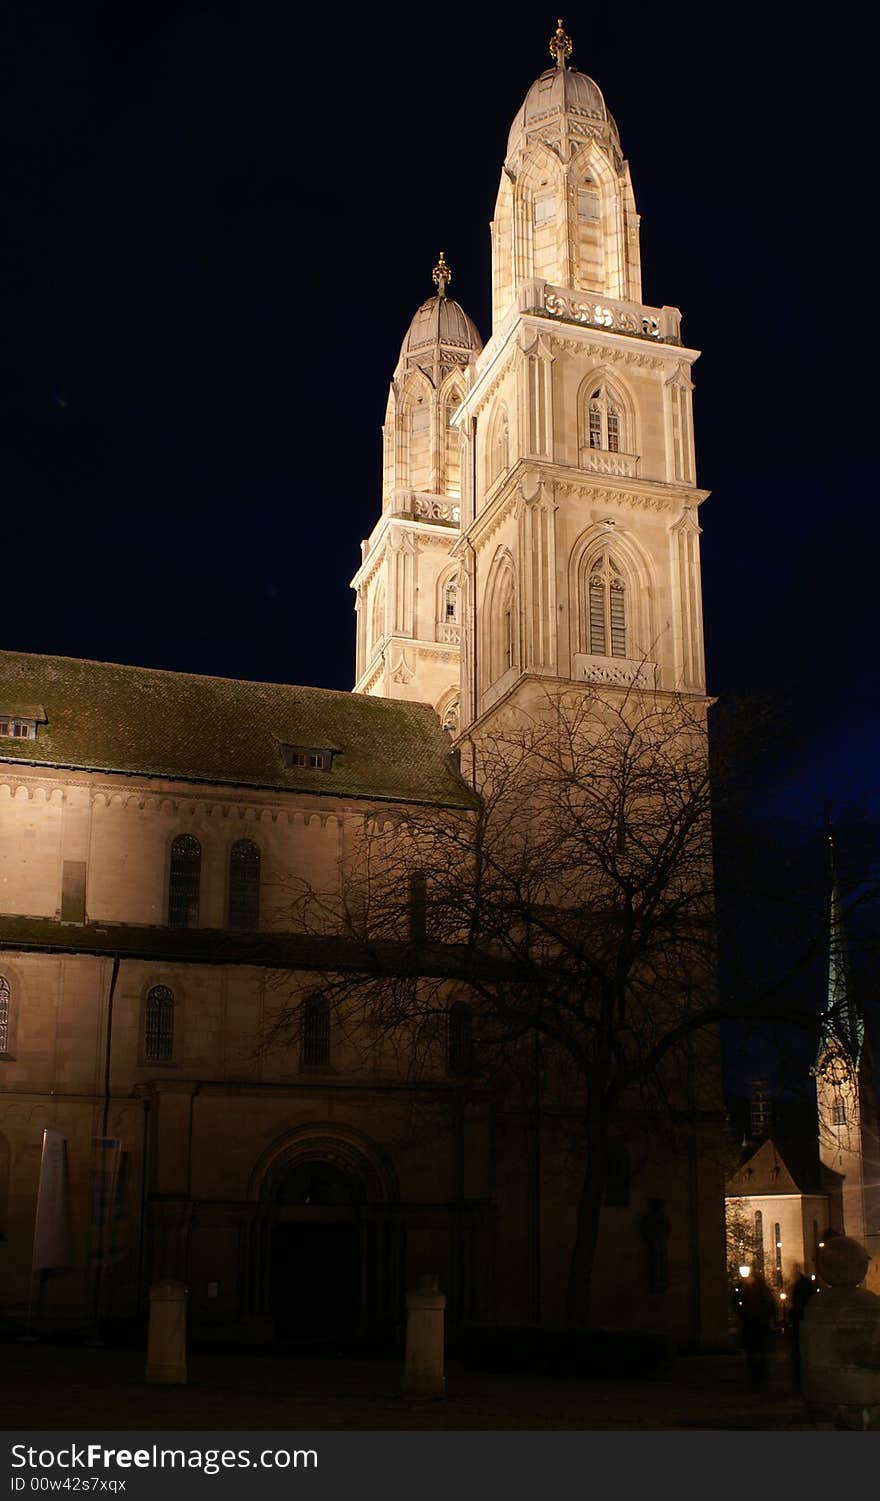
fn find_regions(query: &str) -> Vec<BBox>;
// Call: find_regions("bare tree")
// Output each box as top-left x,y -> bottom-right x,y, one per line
261,684 -> 874,1329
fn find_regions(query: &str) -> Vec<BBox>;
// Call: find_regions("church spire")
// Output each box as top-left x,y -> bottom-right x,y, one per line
818,817 -> 864,1069
549,18 -> 573,69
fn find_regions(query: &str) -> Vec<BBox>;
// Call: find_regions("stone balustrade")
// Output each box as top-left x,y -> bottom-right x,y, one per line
537,283 -> 682,345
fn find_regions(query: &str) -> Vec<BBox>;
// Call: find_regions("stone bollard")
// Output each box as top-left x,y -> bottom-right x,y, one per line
403,1275 -> 446,1398
145,1280 -> 188,1385
800,1237 -> 880,1429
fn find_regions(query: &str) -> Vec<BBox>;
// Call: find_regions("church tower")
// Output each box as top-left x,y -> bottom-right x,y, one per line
453,21 -> 708,730
814,828 -> 880,1284
351,255 -> 482,734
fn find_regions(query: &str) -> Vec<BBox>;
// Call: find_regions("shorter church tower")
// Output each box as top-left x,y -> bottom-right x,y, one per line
351,255 -> 482,734
814,828 -> 880,1285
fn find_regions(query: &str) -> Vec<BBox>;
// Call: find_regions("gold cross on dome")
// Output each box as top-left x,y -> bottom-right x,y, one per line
550,18 -> 573,68
432,251 -> 451,298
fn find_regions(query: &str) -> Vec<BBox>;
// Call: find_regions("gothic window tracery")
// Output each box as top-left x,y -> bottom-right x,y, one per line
145,985 -> 174,1062
588,554 -> 626,657
589,386 -> 622,452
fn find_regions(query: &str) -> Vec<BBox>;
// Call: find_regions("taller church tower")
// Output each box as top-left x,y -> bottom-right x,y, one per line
455,20 -> 708,730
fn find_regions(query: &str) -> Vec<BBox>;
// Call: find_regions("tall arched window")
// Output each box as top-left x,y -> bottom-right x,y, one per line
589,386 -> 622,452
488,406 -> 510,487
302,997 -> 330,1068
0,975 -> 9,1054
168,834 -> 201,928
754,1210 -> 765,1276
447,1003 -> 473,1077
228,839 -> 260,929
371,580 -> 386,656
484,554 -> 517,689
444,579 -> 458,623
588,554 -> 626,657
145,985 -> 175,1062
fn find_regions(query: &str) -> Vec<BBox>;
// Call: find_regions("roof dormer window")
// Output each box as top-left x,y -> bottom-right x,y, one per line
0,718 -> 37,740
280,744 -> 335,772
0,704 -> 46,741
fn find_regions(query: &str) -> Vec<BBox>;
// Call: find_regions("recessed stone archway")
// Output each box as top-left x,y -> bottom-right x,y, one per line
248,1124 -> 403,1345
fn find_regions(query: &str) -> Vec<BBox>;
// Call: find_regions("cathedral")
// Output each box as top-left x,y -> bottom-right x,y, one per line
0,24 -> 730,1344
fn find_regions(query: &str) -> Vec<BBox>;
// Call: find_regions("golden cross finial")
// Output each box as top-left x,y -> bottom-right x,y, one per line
432,251 -> 451,299
550,17 -> 573,68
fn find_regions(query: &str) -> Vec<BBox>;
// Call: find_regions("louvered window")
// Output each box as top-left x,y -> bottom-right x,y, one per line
145,985 -> 174,1062
228,839 -> 260,929
589,555 -> 626,658
168,835 -> 200,928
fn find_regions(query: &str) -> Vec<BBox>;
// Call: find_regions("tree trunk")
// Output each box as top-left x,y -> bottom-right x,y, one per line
564,1108 -> 607,1330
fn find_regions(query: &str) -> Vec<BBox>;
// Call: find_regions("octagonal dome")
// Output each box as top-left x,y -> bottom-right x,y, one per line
399,294 -> 483,363
506,65 -> 620,162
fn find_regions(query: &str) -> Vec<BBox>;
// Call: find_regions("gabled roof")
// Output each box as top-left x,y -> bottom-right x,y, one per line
0,650 -> 474,808
725,1138 -> 812,1198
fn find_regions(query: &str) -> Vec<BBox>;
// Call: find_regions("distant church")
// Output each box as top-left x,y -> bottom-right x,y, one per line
726,836 -> 880,1294
0,24 -> 728,1343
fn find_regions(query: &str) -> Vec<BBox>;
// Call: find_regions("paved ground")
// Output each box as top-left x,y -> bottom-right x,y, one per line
0,1337 -> 812,1430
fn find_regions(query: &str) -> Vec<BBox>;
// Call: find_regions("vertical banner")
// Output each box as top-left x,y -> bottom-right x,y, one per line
32,1128 -> 71,1271
92,1136 -> 127,1266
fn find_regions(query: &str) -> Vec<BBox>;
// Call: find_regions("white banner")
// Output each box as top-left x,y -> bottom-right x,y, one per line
32,1128 -> 71,1271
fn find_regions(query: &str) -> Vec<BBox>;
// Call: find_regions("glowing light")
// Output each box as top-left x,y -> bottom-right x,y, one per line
738,1265 -> 751,1278
780,1292 -> 787,1301
810,1273 -> 816,1281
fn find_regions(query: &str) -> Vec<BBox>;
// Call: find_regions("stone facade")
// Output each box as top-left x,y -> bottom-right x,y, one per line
0,27 -> 729,1346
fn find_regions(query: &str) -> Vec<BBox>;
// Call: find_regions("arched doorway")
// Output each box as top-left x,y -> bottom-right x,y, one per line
270,1160 -> 364,1341
250,1126 -> 404,1347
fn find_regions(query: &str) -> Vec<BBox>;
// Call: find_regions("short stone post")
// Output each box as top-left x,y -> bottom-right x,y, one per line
800,1237 -> 880,1429
403,1274 -> 445,1398
145,1279 -> 188,1384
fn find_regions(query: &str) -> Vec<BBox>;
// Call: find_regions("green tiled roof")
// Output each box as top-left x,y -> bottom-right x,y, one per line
0,650 -> 473,807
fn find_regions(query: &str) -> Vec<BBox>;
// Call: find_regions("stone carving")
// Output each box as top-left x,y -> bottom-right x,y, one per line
573,653 -> 657,688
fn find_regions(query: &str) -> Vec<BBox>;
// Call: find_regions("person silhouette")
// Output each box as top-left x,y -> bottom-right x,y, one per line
732,1270 -> 776,1391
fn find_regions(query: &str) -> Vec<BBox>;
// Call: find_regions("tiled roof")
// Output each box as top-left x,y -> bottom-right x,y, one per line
0,650 -> 472,808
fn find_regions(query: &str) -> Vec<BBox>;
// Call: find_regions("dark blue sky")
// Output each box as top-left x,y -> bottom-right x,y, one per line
1,1 -> 877,837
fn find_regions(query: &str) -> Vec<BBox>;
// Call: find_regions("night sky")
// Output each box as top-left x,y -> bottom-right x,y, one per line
1,2 -> 877,1043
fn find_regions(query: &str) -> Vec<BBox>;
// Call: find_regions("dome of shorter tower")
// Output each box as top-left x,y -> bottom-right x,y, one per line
399,294 -> 483,362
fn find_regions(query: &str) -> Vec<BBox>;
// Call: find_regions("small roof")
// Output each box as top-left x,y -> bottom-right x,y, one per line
506,65 -> 621,163
726,1138 -> 811,1198
0,649 -> 473,807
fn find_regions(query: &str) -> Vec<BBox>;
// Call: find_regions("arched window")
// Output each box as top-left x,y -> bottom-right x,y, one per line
145,985 -> 174,1062
588,554 -> 626,657
447,1003 -> 473,1077
484,553 -> 517,689
754,1210 -> 765,1276
441,700 -> 459,737
488,406 -> 510,487
302,997 -> 330,1068
168,835 -> 200,928
444,579 -> 458,623
588,386 -> 623,452
228,839 -> 260,929
371,580 -> 386,655
0,975 -> 9,1053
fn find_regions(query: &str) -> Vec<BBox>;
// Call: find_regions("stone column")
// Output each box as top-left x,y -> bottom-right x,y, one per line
145,1280 -> 187,1384
403,1274 -> 446,1398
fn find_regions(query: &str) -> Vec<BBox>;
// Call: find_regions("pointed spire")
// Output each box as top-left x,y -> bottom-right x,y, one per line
550,18 -> 573,69
817,812 -> 864,1069
432,251 -> 451,299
